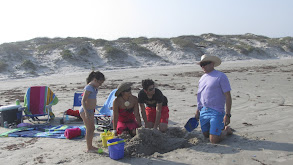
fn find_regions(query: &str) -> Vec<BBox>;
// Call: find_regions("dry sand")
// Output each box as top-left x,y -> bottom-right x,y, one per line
1,59 -> 293,165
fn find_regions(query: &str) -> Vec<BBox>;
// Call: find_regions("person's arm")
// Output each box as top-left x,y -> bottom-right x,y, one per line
195,109 -> 200,121
154,103 -> 162,129
196,89 -> 202,121
224,91 -> 232,126
133,97 -> 142,127
112,98 -> 119,135
139,103 -> 150,128
81,90 -> 90,118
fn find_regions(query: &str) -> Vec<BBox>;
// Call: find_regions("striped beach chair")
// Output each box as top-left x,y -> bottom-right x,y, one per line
23,86 -> 58,124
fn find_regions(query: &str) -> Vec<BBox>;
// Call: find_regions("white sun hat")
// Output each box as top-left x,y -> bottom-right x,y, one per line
199,55 -> 222,67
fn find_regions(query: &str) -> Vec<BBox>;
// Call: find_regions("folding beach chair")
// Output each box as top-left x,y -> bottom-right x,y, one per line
22,86 -> 58,124
60,91 -> 83,124
60,89 -> 116,128
94,89 -> 117,129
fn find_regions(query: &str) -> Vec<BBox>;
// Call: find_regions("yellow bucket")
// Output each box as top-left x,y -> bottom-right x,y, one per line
100,132 -> 114,147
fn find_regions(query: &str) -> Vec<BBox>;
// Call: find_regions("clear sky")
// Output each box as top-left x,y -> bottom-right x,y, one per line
0,0 -> 292,44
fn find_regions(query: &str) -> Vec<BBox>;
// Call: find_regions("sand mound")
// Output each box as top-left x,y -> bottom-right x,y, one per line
121,127 -> 201,157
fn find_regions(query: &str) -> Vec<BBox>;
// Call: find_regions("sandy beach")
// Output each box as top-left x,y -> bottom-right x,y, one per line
1,58 -> 293,165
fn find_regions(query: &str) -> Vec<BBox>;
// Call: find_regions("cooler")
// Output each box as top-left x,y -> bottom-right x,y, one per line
0,105 -> 22,127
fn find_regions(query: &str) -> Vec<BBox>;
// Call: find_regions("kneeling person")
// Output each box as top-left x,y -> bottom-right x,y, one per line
113,82 -> 142,136
138,79 -> 169,132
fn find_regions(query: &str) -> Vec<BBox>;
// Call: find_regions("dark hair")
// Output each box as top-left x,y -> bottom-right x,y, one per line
142,79 -> 154,90
86,71 -> 105,84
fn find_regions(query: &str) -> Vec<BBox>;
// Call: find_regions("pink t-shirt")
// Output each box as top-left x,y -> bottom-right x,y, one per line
197,70 -> 231,113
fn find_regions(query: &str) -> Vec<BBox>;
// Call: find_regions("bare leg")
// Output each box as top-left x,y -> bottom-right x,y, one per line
209,126 -> 233,144
203,132 -> 209,138
80,112 -> 98,152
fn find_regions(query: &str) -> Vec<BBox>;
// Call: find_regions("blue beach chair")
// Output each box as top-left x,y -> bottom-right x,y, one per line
60,89 -> 116,129
94,89 -> 117,129
60,91 -> 83,124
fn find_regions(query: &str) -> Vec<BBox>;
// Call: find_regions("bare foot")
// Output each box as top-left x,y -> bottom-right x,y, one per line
91,146 -> 99,150
86,149 -> 97,153
86,146 -> 99,153
86,149 -> 98,153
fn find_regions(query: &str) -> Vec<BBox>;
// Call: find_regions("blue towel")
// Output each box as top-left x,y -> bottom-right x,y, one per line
0,125 -> 85,139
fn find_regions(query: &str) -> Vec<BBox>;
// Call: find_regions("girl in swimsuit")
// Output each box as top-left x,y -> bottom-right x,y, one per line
113,82 -> 142,136
79,71 -> 105,153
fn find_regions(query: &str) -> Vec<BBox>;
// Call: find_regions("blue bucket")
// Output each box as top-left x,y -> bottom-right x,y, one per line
184,117 -> 199,132
107,138 -> 125,160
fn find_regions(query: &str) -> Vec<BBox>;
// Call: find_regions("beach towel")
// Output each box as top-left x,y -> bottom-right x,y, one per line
0,125 -> 85,139
24,86 -> 58,119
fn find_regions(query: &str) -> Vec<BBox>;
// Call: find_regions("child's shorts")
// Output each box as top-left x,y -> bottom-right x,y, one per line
199,107 -> 224,136
145,106 -> 169,124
